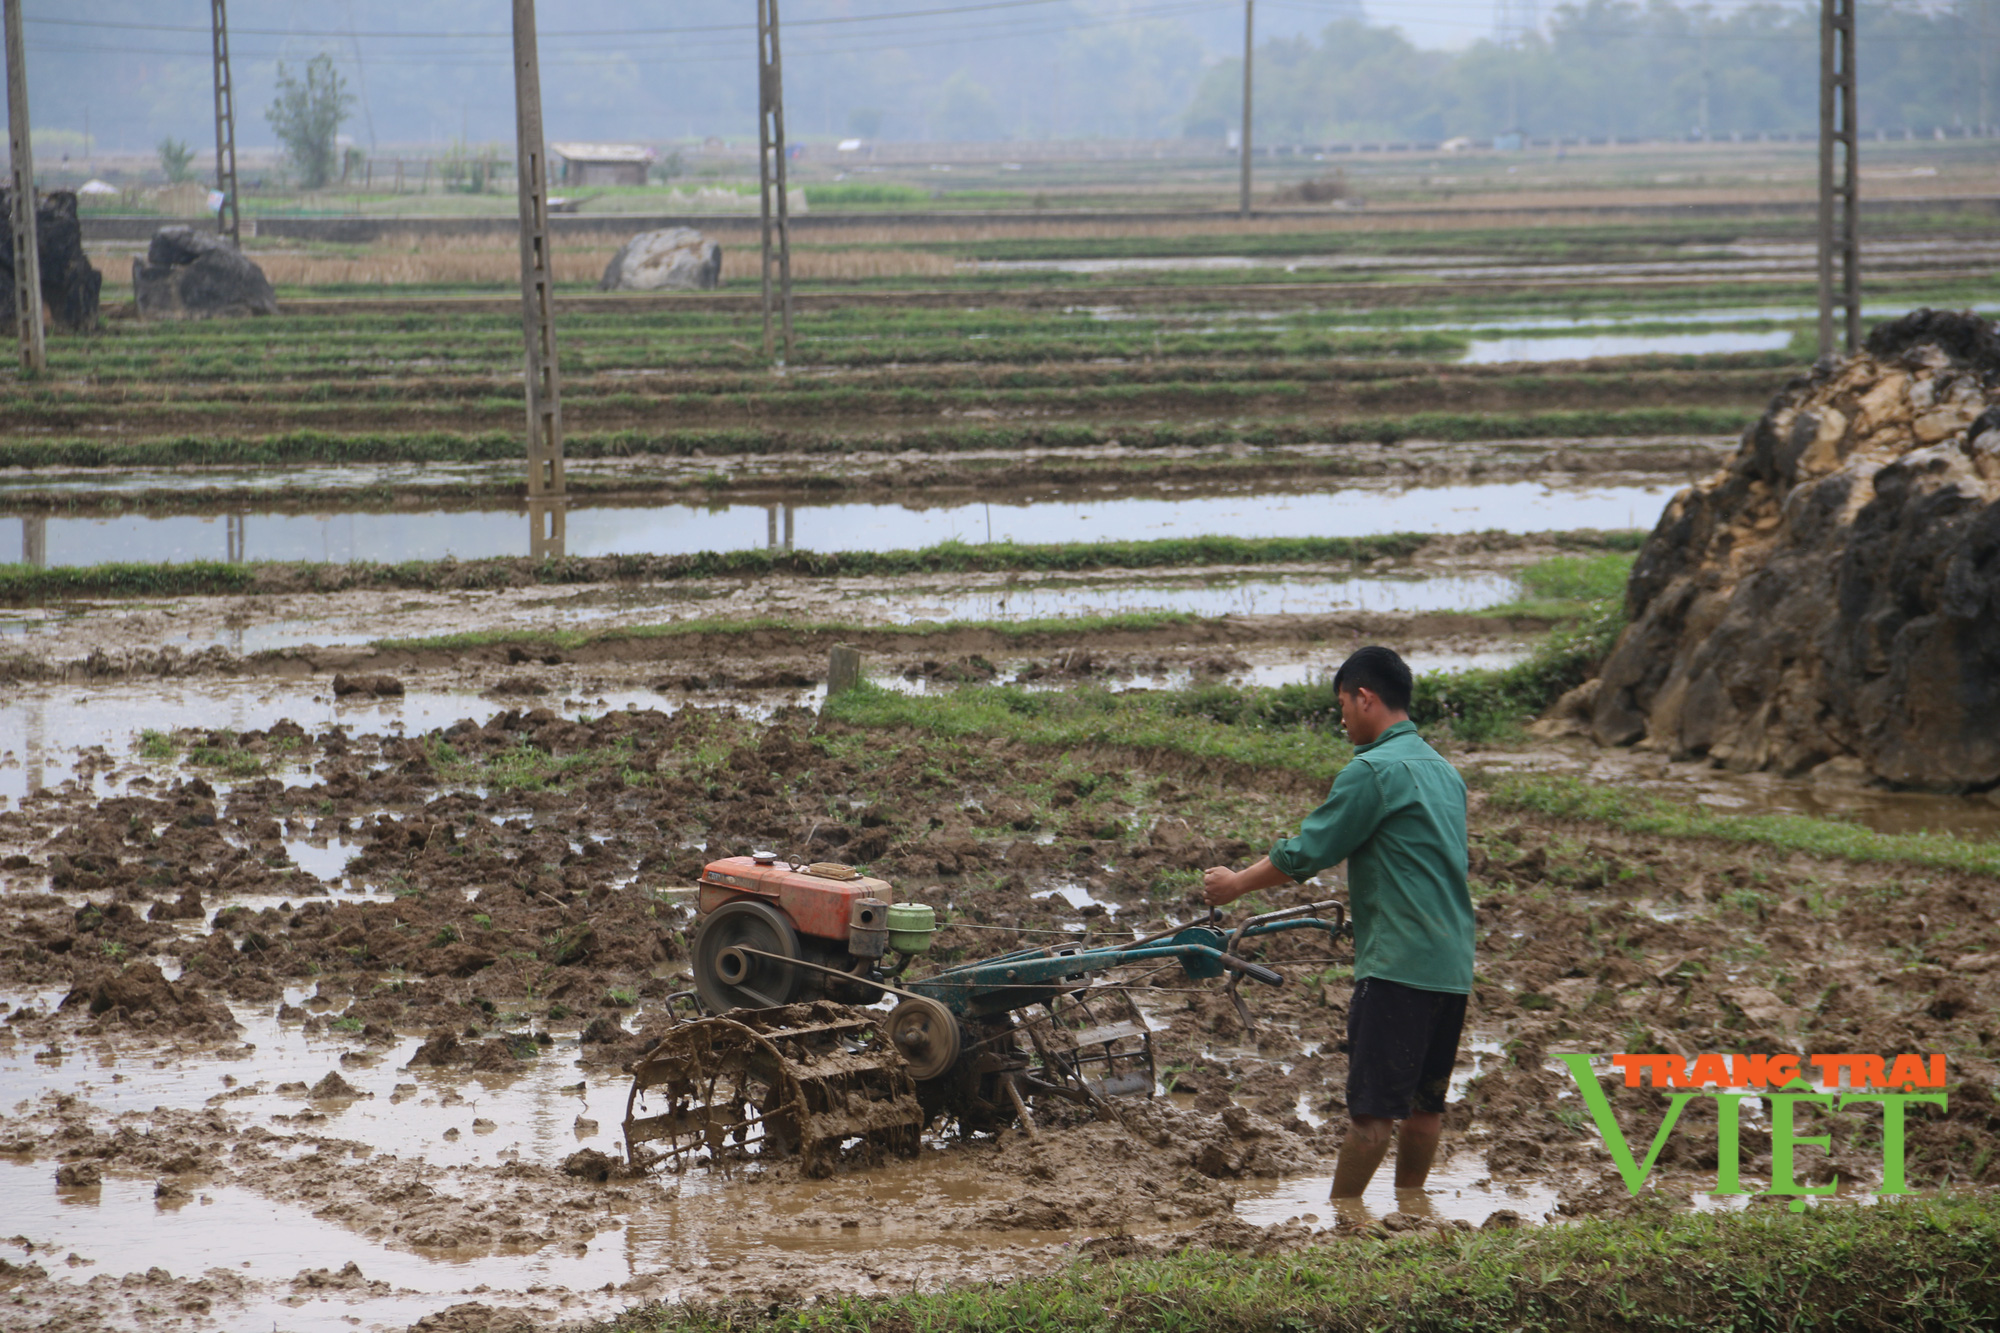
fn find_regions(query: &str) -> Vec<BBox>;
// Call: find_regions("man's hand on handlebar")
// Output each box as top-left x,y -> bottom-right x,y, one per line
1203,856 -> 1292,907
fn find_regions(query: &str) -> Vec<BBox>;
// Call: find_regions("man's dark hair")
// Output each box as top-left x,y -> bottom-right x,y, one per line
1333,645 -> 1413,713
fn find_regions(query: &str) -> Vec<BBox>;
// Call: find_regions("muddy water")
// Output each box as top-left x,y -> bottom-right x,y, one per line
0,684 -> 665,811
2,480 -> 1677,567
0,1005 -> 673,1332
1,561 -> 1535,663
0,951 -> 1540,1333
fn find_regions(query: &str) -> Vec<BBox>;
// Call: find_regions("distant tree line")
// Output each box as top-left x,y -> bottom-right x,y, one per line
1185,0 -> 2000,145
21,0 -> 2000,153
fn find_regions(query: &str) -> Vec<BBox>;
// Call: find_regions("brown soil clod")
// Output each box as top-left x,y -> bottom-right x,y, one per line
57,962 -> 239,1034
332,672 -> 408,697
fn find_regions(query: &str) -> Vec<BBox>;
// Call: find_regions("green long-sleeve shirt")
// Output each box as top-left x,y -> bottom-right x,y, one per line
1268,719 -> 1474,994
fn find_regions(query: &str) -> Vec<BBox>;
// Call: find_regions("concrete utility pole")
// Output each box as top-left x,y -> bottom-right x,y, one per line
1239,0 -> 1254,218
4,0 -> 44,373
512,0 -> 566,559
1818,0 -> 1859,357
1697,8 -> 1712,141
757,0 -> 794,362
211,0 -> 241,246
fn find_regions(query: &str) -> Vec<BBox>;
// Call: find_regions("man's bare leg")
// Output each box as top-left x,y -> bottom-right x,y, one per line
1330,1115 -> 1395,1198
1392,1111 -> 1443,1189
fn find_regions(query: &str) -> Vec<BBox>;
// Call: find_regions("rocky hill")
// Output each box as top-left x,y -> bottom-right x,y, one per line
1585,309 -> 2000,790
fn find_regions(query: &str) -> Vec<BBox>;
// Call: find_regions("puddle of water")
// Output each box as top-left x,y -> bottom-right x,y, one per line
283,837 -> 368,883
1462,330 -> 1791,364
1234,1153 -> 1560,1230
0,481 -> 1678,567
0,1163 -> 623,1333
1235,644 -> 1529,688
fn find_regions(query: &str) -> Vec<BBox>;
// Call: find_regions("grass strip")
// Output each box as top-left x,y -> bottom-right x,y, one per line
0,560 -> 258,600
0,408 -> 1753,469
826,680 -> 1357,782
594,1193 -> 2000,1333
0,532 -> 1645,604
1486,774 -> 2000,875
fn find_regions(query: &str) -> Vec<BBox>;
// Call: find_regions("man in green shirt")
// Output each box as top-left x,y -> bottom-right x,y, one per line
1203,645 -> 1473,1202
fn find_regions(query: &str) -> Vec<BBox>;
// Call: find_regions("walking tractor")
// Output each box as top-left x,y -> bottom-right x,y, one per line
621,853 -> 1349,1174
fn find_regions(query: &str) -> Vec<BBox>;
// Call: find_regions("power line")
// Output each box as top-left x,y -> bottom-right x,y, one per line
27,1 -> 1237,67
24,0 -> 1086,41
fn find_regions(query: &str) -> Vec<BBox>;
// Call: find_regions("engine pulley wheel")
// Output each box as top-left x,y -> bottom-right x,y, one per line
693,899 -> 804,1013
885,995 -> 961,1081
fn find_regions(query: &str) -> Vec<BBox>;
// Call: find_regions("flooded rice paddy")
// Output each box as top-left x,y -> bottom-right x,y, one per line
3,480 -> 1677,568
6,659 -> 1992,1333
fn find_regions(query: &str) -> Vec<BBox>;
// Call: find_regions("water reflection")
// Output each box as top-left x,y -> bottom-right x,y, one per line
0,482 -> 1676,568
1462,330 -> 1792,364
528,496 -> 567,561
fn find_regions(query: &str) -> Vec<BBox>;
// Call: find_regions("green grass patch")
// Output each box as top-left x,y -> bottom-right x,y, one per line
800,182 -> 930,207
1487,773 -> 2000,876
1410,607 -> 1624,741
824,681 -> 1356,784
186,733 -> 266,778
1517,552 -> 1635,603
424,737 -> 624,794
1475,552 -> 1638,619
593,1193 -> 2000,1333
0,560 -> 257,601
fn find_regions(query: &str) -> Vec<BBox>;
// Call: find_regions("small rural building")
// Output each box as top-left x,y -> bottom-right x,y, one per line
550,143 -> 652,187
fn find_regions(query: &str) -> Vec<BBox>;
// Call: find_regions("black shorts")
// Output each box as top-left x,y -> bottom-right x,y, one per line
1346,975 -> 1467,1120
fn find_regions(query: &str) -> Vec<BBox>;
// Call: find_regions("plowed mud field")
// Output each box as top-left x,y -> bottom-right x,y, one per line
4,619 -> 1999,1332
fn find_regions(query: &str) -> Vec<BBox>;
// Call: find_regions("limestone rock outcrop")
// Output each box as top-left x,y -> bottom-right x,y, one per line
598,227 -> 721,292
132,226 -> 278,320
1588,309 -> 2000,790
0,188 -> 102,332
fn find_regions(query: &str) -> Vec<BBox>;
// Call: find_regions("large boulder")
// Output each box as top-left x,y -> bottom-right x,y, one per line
1588,310 -> 2000,790
0,188 -> 102,332
132,226 -> 278,320
598,227 -> 721,292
